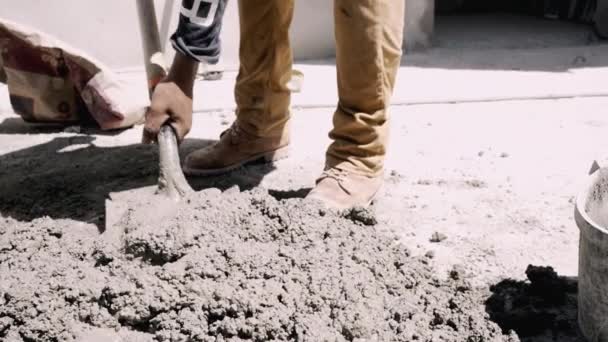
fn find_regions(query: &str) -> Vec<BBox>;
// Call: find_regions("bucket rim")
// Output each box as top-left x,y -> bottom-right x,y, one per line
576,167 -> 608,235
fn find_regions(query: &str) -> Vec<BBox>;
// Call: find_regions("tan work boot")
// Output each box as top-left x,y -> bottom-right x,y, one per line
306,167 -> 383,210
183,122 -> 289,176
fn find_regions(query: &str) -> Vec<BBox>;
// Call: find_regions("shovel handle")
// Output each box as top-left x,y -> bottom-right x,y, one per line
136,0 -> 193,199
158,125 -> 193,200
136,0 -> 167,96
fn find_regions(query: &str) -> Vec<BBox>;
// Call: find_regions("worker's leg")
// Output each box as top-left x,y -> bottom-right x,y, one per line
234,0 -> 294,137
184,0 -> 294,176
308,0 -> 405,208
328,0 -> 404,176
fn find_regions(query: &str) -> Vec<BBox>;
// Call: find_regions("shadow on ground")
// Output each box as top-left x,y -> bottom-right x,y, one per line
0,117 -> 70,134
485,265 -> 584,342
300,13 -> 607,73
0,132 -> 279,231
0,117 -> 128,136
416,13 -> 607,72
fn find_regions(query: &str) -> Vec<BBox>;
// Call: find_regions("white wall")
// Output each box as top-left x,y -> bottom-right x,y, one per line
289,0 -> 436,58
2,0 -> 434,70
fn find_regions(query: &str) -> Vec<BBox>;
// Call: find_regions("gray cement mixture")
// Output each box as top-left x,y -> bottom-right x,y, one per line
0,189 -> 520,342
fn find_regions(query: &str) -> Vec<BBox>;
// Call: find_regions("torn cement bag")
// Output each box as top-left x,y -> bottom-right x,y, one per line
0,18 -> 147,130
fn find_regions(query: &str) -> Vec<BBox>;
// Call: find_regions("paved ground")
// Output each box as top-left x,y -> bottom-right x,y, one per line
2,89 -> 606,285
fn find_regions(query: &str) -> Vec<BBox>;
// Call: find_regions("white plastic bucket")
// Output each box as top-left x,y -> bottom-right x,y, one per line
575,166 -> 608,342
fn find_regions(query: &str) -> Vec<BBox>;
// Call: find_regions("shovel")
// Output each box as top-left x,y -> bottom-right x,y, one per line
104,0 -> 193,235
136,0 -> 192,200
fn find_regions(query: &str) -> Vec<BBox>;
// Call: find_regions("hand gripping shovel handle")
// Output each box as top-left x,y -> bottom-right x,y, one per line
136,0 -> 193,200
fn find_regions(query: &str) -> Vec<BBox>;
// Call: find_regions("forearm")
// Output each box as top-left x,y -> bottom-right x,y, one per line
165,52 -> 198,98
167,0 -> 229,97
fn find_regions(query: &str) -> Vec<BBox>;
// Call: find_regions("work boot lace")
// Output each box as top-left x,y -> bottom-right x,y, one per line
220,122 -> 243,143
321,168 -> 348,183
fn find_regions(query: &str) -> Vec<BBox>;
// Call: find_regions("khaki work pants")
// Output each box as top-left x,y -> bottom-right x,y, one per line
235,0 -> 405,176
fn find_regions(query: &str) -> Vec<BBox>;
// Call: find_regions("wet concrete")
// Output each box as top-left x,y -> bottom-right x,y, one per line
1,189 -> 515,342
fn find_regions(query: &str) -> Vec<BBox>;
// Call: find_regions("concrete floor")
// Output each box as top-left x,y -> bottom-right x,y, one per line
138,13 -> 608,113
1,93 -> 606,288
